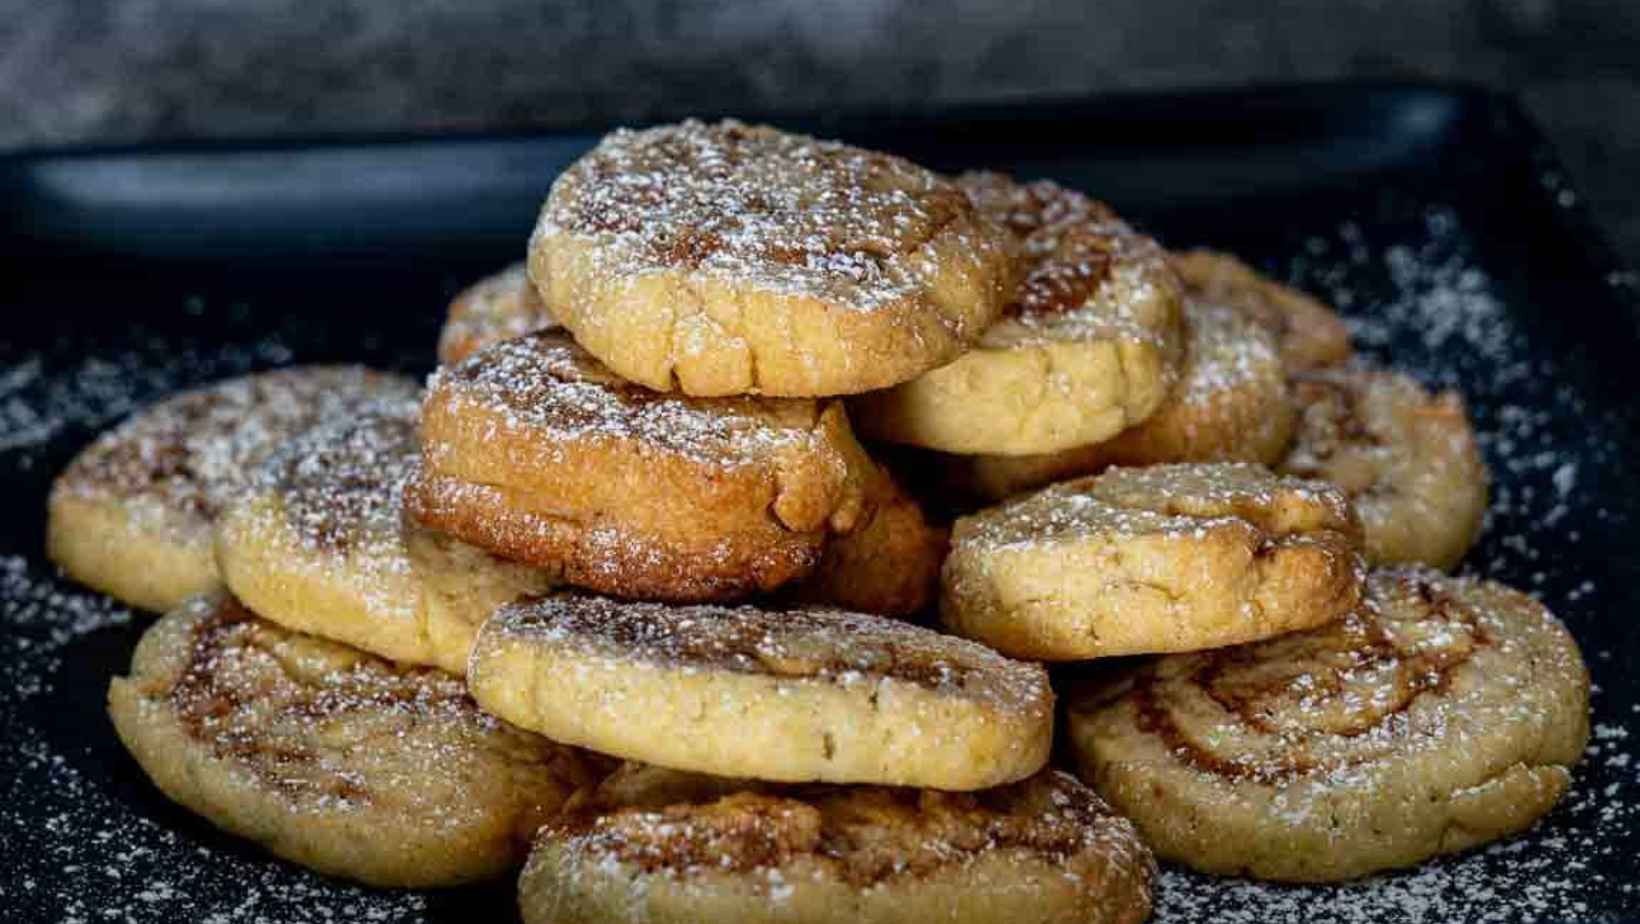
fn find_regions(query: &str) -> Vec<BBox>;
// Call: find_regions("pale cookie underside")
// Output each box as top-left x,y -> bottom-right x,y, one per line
532,119 -> 1012,396
1066,567 -> 1590,882
46,365 -> 418,611
469,595 -> 1054,789
107,595 -> 598,887
520,765 -> 1154,924
941,294 -> 1296,501
850,173 -> 1183,455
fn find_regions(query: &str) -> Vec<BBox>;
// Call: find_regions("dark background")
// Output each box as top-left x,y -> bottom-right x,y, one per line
2,0 -> 1634,263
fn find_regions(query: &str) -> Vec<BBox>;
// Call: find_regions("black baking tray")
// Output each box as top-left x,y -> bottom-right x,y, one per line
1,83 -> 1637,923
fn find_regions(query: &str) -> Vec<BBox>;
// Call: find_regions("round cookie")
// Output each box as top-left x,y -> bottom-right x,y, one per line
941,462 -> 1364,660
1170,248 -> 1353,371
791,462 -> 946,617
941,291 -> 1296,502
407,329 -> 875,603
529,119 -> 1014,397
850,172 -> 1184,456
519,762 -> 1154,924
107,595 -> 603,887
1066,567 -> 1590,882
215,400 -> 551,674
46,366 -> 418,613
468,594 -> 1053,789
437,262 -> 558,366
1279,363 -> 1488,570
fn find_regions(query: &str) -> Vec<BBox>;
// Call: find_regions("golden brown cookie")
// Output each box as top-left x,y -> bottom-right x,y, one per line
407,330 -> 874,602
940,289 -> 1296,502
530,120 -> 1014,397
1279,363 -> 1488,570
851,173 -> 1184,455
47,366 -> 419,613
790,462 -> 946,617
108,595 -> 603,887
1170,248 -> 1353,371
215,401 -> 551,673
436,262 -> 558,366
519,762 -> 1154,924
469,594 -> 1054,789
941,462 -> 1363,660
1067,567 -> 1590,882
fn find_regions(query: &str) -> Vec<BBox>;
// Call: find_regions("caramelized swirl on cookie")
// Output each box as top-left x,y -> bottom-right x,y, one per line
520,764 -> 1154,924
1068,567 -> 1590,881
109,595 -> 602,887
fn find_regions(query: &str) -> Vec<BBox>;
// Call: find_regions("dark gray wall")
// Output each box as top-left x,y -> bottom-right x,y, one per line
2,0 -> 1635,261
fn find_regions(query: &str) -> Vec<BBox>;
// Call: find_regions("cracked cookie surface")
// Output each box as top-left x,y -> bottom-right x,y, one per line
437,262 -> 559,366
215,400 -> 551,673
47,366 -> 419,612
468,594 -> 1054,789
1279,362 -> 1488,570
408,330 -> 876,602
941,462 -> 1364,659
530,119 -> 1013,397
851,173 -> 1183,455
108,595 -> 602,887
1066,567 -> 1589,881
519,762 -> 1153,924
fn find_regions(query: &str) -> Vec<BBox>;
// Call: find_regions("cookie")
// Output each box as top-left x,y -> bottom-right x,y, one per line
468,594 -> 1054,789
45,366 -> 419,613
942,462 -> 1363,660
1066,567 -> 1590,882
406,330 -> 874,602
1170,248 -> 1352,371
518,762 -> 1154,924
1279,363 -> 1488,570
107,595 -> 602,887
436,262 -> 557,366
850,173 -> 1184,455
529,119 -> 1013,397
941,289 -> 1296,502
790,462 -> 946,617
215,400 -> 551,673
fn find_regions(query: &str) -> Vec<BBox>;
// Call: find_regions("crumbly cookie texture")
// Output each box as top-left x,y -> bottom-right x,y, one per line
942,462 -> 1364,659
519,763 -> 1155,924
1280,362 -> 1488,570
1170,248 -> 1353,371
850,173 -> 1184,455
108,595 -> 602,887
215,401 -> 549,674
942,290 -> 1295,501
47,366 -> 418,612
409,329 -> 874,602
1067,567 -> 1590,882
468,595 -> 1054,790
437,262 -> 558,366
531,119 -> 1014,396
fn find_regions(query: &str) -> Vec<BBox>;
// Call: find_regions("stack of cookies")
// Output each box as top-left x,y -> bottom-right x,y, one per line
49,119 -> 1590,922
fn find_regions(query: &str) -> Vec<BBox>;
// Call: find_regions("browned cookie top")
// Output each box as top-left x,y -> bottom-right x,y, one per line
487,594 -> 1050,712
431,329 -> 833,466
545,764 -> 1153,894
55,366 -> 418,532
540,119 -> 1003,309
